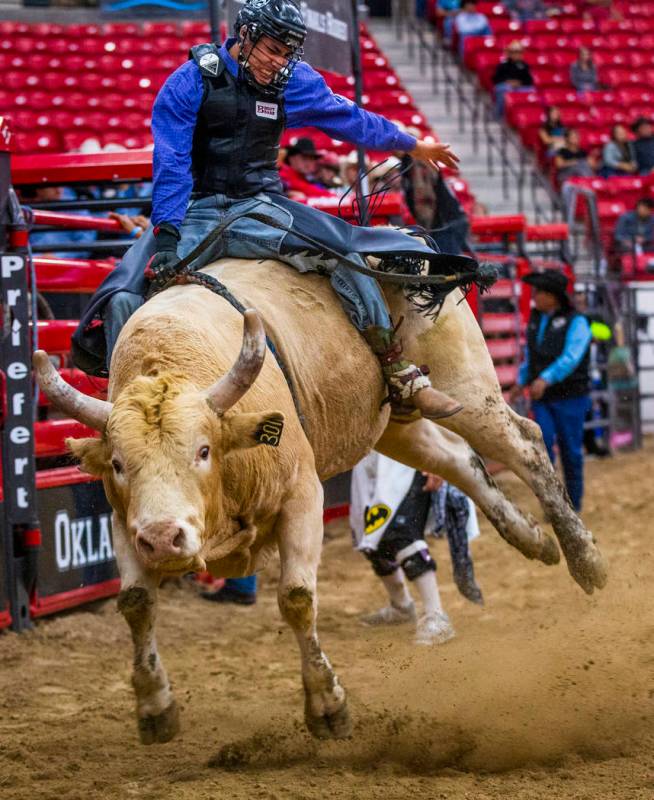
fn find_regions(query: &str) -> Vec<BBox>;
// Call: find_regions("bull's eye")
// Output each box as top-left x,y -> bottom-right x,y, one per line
111,458 -> 123,474
199,446 -> 210,461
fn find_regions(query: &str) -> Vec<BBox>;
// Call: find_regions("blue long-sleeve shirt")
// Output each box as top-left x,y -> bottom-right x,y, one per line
151,39 -> 417,228
518,313 -> 592,388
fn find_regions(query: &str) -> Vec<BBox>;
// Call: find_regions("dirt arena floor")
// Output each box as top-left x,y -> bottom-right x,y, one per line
1,441 -> 653,800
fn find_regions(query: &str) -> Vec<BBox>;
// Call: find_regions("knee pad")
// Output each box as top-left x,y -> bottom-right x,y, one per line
363,549 -> 399,577
396,541 -> 436,581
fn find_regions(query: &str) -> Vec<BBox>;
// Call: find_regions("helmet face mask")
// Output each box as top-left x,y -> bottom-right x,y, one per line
234,0 -> 306,96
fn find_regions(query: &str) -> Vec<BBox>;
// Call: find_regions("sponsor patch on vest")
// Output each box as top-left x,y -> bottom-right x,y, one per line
199,52 -> 220,76
256,101 -> 278,120
552,316 -> 567,329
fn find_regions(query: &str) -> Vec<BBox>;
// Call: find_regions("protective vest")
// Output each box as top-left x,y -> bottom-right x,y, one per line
189,43 -> 286,197
526,308 -> 590,402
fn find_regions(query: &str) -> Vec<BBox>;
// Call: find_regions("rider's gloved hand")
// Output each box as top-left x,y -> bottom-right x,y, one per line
144,222 -> 183,289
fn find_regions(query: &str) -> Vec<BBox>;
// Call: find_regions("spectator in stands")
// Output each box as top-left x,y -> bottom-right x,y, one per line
570,47 -> 599,95
602,124 -> 638,177
509,270 -> 592,511
438,0 -> 462,45
580,0 -> 622,25
632,117 -> 654,175
109,212 -> 150,239
504,0 -> 553,22
315,152 -> 343,190
492,41 -> 534,117
367,156 -> 402,193
20,185 -> 98,259
285,136 -> 321,179
453,0 -> 492,59
279,137 -> 335,199
554,128 -> 598,182
538,106 -> 567,158
342,151 -> 371,191
614,198 -> 654,254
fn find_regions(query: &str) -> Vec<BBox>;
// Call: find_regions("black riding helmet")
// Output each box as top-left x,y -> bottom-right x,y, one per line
234,0 -> 307,96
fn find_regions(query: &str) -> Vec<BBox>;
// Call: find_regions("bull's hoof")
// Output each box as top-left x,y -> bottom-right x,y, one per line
137,700 -> 180,745
540,532 -> 561,566
304,699 -> 352,740
567,541 -> 609,595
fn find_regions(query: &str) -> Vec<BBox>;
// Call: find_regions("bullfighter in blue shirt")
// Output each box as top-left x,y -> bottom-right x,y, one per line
72,0 -> 466,421
510,270 -> 592,511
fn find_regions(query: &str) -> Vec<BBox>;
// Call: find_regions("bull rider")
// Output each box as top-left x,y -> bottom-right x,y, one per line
72,0 -> 465,422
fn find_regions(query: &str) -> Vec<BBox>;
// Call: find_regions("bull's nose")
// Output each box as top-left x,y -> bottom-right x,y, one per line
134,521 -> 188,563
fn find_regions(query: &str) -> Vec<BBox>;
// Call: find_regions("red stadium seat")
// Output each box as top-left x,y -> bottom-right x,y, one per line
531,67 -> 570,88
578,129 -> 610,149
142,22 -> 179,36
577,90 -> 617,107
181,20 -> 211,37
362,72 -> 401,91
489,19 -> 521,36
364,90 -> 416,113
596,201 -> 628,252
505,91 -> 542,126
11,109 -> 38,129
526,19 -> 561,33
64,24 -> 103,38
62,129 -> 98,151
14,128 -> 62,153
102,22 -> 141,36
462,35 -> 497,70
592,106 -> 630,126
540,88 -> 579,106
562,18 -> 595,33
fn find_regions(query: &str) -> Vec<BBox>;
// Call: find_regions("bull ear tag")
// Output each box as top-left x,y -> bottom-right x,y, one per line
254,413 -> 284,447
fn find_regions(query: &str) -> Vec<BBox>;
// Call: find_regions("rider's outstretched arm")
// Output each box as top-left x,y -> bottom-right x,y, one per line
284,63 -> 459,170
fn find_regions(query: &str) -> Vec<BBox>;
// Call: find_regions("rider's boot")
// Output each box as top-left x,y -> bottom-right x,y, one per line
362,326 -> 463,423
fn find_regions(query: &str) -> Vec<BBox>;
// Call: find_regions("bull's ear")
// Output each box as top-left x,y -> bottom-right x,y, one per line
222,411 -> 285,452
66,437 -> 109,476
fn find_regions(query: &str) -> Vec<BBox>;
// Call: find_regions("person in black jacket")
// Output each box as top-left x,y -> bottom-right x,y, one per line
509,271 -> 592,511
492,41 -> 534,116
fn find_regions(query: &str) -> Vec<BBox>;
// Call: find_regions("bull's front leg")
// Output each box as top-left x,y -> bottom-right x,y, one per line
275,474 -> 351,740
113,514 -> 180,744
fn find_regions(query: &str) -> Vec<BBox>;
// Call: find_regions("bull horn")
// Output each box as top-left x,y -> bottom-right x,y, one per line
205,309 -> 267,415
32,350 -> 113,432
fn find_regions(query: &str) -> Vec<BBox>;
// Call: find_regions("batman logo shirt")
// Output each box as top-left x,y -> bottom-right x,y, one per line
364,504 -> 392,534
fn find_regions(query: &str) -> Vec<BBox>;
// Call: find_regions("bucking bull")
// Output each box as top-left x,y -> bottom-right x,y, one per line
34,256 -> 608,744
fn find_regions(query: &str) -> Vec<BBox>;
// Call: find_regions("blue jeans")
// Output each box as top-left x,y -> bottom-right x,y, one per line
103,193 -> 391,361
532,395 -> 590,512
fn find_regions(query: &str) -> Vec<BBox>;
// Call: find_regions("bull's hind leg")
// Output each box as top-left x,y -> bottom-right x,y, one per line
276,473 -> 351,740
113,514 -> 179,744
394,293 -> 607,594
437,402 -> 608,594
377,419 -> 560,566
